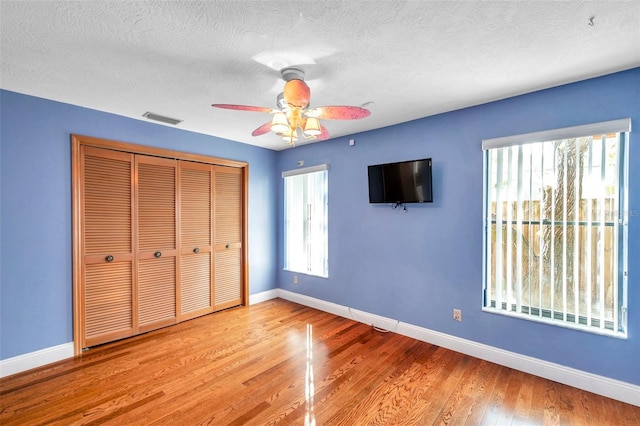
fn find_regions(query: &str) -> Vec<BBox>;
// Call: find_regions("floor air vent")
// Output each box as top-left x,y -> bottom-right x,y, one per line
142,112 -> 182,125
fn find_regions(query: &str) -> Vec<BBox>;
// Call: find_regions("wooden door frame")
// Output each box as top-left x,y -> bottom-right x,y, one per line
72,134 -> 249,355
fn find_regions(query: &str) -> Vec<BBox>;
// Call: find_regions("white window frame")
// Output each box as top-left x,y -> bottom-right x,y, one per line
482,119 -> 630,337
283,164 -> 329,278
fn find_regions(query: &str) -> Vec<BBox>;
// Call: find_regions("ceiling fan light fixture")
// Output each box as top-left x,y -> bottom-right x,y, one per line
303,117 -> 322,137
271,112 -> 289,134
213,65 -> 368,147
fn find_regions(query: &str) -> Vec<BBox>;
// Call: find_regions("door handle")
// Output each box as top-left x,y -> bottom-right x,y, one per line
154,251 -> 162,258
193,247 -> 199,254
105,255 -> 114,263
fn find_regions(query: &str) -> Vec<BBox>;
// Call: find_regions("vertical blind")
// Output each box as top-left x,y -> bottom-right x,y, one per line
283,164 -> 329,277
482,119 -> 630,336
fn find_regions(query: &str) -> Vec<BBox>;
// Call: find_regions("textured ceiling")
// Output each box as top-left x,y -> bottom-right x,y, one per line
1,1 -> 639,151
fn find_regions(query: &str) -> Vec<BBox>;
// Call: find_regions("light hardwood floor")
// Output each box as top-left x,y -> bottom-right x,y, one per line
1,298 -> 638,425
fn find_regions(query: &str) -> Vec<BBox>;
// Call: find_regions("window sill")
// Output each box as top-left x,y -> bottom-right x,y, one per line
482,306 -> 628,340
283,268 -> 328,279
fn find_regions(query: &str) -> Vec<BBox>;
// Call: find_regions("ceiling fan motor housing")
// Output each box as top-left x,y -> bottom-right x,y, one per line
283,79 -> 310,108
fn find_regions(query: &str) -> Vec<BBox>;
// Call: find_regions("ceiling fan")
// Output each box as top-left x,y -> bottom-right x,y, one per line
212,67 -> 371,147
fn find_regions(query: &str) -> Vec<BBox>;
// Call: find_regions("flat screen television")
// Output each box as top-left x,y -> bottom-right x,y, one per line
368,158 -> 433,203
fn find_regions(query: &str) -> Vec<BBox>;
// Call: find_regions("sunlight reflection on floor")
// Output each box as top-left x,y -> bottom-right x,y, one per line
305,323 -> 316,426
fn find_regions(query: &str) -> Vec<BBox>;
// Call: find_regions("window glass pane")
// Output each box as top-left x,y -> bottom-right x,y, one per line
284,174 -> 306,272
284,169 -> 328,277
484,130 -> 627,335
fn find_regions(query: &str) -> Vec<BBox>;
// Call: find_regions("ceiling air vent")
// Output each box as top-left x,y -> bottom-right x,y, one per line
142,112 -> 182,125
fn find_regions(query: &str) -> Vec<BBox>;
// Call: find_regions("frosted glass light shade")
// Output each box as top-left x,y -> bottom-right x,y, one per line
271,112 -> 289,135
303,117 -> 321,137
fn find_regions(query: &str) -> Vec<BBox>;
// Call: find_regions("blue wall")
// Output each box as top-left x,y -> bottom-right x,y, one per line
276,68 -> 640,385
2,69 -> 638,386
0,90 -> 278,359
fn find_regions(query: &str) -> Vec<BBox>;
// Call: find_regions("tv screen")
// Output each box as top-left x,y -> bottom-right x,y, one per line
368,158 -> 433,203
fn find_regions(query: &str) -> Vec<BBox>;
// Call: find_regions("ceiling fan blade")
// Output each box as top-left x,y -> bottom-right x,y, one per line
251,121 -> 273,136
212,104 -> 277,114
307,106 -> 370,120
318,125 -> 330,140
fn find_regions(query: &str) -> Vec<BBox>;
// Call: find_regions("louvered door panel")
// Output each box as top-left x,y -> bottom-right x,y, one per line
214,249 -> 242,305
138,160 -> 177,251
84,262 -> 132,346
214,168 -> 242,246
81,146 -> 134,347
84,156 -> 132,255
136,156 -> 177,332
138,257 -> 176,327
179,162 -> 213,320
213,166 -> 243,310
181,255 -> 211,314
180,165 -> 212,247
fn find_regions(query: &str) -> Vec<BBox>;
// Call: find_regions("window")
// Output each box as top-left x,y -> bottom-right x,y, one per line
482,119 -> 630,336
283,164 -> 329,277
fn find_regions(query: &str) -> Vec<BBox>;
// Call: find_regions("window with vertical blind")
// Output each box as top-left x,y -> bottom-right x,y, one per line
482,119 -> 630,337
283,164 -> 329,278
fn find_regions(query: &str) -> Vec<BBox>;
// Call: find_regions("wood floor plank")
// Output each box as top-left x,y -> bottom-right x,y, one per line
543,381 -> 563,425
412,348 -> 467,422
1,298 -> 638,425
512,370 -> 535,424
527,375 -> 550,425
477,364 -> 511,425
462,360 -> 503,424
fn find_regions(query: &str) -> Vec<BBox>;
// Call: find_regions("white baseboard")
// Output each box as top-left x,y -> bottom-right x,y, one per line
0,342 -> 74,378
277,290 -> 351,318
249,289 -> 280,305
277,289 -> 640,407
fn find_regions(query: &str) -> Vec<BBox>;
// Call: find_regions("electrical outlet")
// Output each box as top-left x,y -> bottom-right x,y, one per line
453,309 -> 462,322
293,275 -> 298,284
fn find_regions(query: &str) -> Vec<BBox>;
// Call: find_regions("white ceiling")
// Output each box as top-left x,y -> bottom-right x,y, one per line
1,1 -> 639,151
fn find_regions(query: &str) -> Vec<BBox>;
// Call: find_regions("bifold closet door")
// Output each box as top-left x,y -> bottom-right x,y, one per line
74,135 -> 247,352
81,146 -> 135,348
179,161 -> 214,321
213,166 -> 243,310
136,155 -> 178,333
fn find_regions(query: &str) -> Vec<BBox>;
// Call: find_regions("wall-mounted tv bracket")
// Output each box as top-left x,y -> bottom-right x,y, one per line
392,202 -> 407,212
